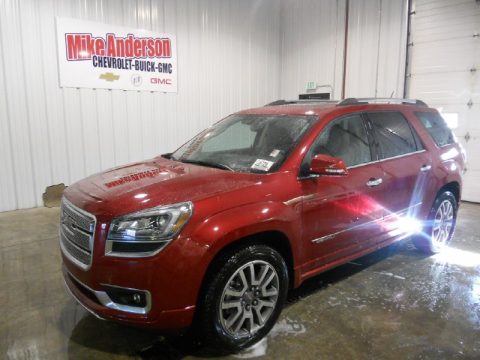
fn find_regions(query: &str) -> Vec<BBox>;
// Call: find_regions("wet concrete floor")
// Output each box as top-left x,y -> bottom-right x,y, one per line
1,203 -> 479,359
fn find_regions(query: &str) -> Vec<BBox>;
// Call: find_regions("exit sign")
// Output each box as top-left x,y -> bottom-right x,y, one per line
306,81 -> 316,91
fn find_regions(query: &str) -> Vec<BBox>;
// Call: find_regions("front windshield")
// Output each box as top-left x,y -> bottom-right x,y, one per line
171,114 -> 316,173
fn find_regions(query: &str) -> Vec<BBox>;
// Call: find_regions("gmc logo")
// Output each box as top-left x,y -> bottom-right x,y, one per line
150,78 -> 172,85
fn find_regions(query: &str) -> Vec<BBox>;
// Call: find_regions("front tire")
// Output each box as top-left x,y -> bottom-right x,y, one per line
413,191 -> 457,254
198,244 -> 289,352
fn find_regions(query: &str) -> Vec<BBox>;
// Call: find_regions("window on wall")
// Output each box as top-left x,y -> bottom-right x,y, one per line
309,114 -> 372,167
415,112 -> 455,147
367,112 -> 421,159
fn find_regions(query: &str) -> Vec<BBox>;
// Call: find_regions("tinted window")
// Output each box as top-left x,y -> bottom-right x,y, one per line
415,111 -> 455,147
368,112 -> 418,159
309,114 -> 372,167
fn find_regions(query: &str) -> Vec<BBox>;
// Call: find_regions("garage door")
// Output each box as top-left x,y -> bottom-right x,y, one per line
406,0 -> 480,202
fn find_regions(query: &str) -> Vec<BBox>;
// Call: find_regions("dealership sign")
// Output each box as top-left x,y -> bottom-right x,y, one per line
56,17 -> 177,92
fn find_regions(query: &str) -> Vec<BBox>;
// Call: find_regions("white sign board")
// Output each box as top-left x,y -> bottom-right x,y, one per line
56,17 -> 177,92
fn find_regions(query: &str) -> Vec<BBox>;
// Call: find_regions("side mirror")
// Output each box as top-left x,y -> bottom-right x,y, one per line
309,154 -> 348,176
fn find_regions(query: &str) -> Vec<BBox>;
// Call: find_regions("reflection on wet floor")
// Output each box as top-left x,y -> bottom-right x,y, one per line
1,203 -> 479,359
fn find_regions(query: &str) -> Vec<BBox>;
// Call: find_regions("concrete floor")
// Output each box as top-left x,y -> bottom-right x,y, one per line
1,203 -> 479,360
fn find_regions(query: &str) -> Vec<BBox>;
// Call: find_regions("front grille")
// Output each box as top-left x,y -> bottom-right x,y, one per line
60,198 -> 96,270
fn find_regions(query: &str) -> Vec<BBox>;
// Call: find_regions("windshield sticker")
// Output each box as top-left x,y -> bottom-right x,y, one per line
269,149 -> 281,158
251,159 -> 274,172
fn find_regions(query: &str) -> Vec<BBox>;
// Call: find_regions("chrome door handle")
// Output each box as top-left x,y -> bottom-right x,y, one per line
420,164 -> 432,172
366,178 -> 383,187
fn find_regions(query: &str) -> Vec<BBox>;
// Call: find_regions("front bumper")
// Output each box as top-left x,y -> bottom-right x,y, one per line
64,268 -> 152,315
62,265 -> 196,329
59,193 -> 212,330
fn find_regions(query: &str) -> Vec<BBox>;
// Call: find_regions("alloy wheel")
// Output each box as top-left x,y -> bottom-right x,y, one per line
219,260 -> 279,338
432,199 -> 454,248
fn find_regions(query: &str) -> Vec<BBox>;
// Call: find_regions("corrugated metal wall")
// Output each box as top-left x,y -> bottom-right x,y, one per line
0,0 -> 282,212
345,0 -> 408,98
279,0 -> 408,99
279,0 -> 347,99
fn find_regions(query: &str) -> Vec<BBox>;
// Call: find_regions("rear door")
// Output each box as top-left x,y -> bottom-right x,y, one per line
365,110 -> 432,239
300,113 -> 386,273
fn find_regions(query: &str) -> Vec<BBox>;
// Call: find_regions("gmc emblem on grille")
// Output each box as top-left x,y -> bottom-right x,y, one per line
62,215 -> 75,230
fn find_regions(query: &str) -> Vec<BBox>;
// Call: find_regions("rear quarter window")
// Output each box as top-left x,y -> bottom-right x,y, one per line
415,112 -> 455,147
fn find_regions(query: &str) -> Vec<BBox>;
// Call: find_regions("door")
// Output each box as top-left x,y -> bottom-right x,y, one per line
365,110 -> 432,237
300,113 -> 386,273
406,0 -> 480,202
462,113 -> 480,202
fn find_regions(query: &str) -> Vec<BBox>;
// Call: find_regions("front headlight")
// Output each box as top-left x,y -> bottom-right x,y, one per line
106,202 -> 193,257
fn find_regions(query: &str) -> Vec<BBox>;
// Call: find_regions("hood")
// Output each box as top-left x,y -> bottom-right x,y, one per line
65,157 -> 263,217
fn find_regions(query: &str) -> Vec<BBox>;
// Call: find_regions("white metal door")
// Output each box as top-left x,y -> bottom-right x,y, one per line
406,0 -> 480,202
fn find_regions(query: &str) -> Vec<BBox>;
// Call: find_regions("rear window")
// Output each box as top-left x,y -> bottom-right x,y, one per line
415,112 -> 455,147
367,111 -> 422,159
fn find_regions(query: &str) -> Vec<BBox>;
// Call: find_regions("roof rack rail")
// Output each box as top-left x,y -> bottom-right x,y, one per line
337,98 -> 428,107
265,99 -> 338,106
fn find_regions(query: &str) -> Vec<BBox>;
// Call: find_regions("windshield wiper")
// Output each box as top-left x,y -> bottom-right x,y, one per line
180,159 -> 234,171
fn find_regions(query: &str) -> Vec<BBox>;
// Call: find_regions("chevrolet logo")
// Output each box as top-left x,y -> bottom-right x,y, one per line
99,72 -> 120,82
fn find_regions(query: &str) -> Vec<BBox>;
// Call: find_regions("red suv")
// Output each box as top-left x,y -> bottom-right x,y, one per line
60,98 -> 465,350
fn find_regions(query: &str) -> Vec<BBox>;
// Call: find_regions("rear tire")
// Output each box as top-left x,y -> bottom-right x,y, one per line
413,191 -> 457,254
197,244 -> 288,352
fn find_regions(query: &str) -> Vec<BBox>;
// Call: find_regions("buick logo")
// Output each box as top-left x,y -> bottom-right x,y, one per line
131,74 -> 142,87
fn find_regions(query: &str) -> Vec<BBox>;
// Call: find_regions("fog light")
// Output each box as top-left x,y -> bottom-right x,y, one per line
103,285 -> 148,308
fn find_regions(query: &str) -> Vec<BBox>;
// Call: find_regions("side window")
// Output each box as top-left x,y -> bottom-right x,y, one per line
415,111 -> 455,147
367,112 -> 419,159
309,114 -> 372,167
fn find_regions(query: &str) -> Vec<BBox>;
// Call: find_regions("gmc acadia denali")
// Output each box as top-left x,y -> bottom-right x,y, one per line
60,98 -> 465,350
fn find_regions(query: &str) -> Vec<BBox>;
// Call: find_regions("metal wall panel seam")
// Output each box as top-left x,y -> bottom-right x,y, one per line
35,0 -> 55,188
18,0 -> 50,206
4,0 -> 36,208
374,0 -> 383,97
0,2 -> 18,211
332,0 -> 339,99
78,90 -> 89,185
60,90 -> 73,186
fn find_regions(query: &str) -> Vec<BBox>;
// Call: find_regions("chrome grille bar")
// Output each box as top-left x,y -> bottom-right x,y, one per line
60,198 -> 96,270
